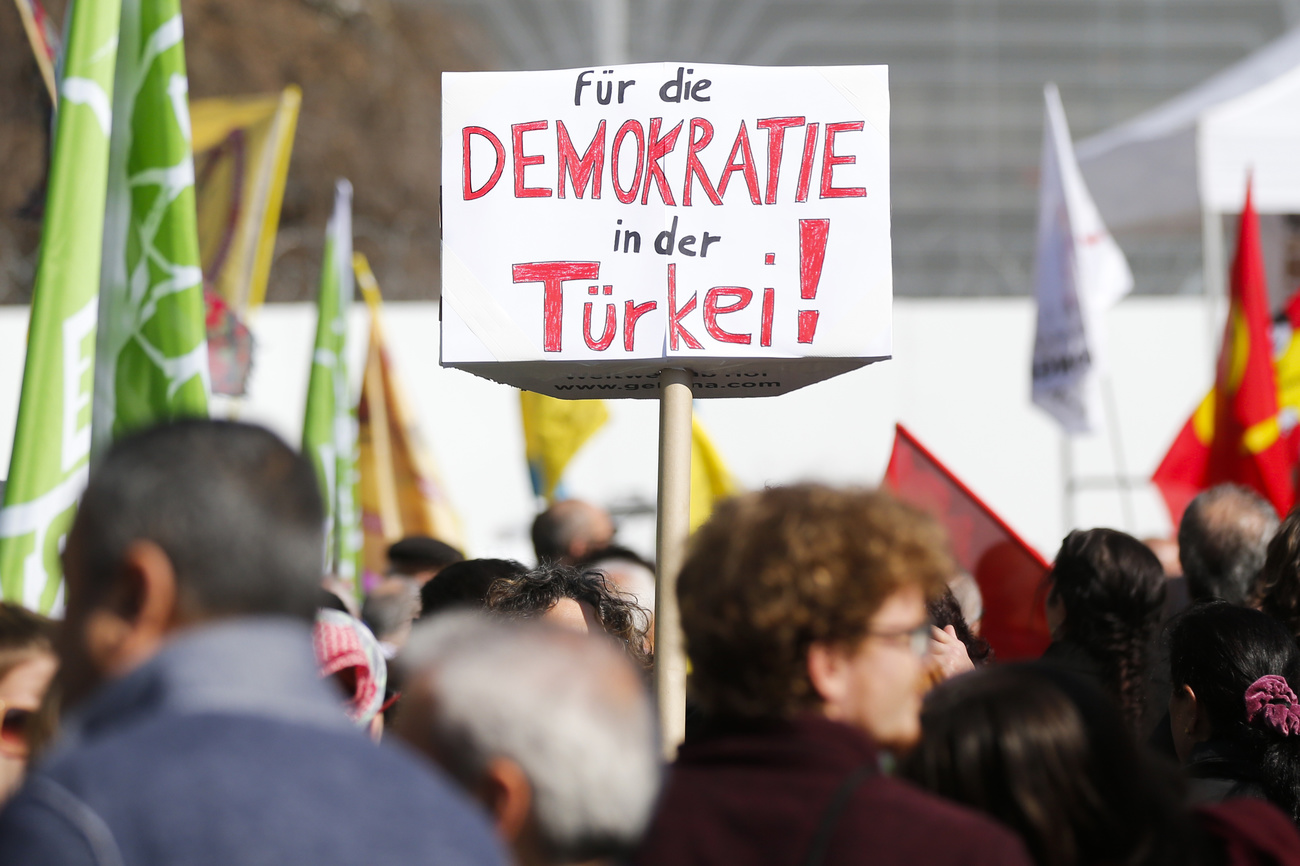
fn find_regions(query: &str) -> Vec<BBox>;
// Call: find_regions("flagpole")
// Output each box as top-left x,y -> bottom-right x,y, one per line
654,367 -> 692,757
593,0 -> 629,64
1102,375 -> 1136,532
1203,207 -> 1225,373
1061,433 -> 1074,534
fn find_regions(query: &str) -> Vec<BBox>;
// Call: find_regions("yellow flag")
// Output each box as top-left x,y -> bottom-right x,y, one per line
355,255 -> 465,578
520,393 -> 609,501
192,87 -> 301,313
1277,316 -> 1300,418
690,417 -> 739,531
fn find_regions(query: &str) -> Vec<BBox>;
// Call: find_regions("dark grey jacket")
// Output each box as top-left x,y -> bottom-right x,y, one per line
0,618 -> 508,866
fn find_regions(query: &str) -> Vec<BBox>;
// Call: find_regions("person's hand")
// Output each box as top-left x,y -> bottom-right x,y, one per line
928,625 -> 974,681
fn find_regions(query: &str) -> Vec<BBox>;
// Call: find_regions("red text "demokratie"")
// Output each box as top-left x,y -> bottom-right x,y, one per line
461,117 -> 869,206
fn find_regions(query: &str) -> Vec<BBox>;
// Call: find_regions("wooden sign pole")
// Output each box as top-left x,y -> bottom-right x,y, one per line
653,367 -> 693,757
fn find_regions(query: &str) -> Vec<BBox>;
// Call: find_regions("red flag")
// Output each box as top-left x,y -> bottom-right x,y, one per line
884,424 -> 1052,660
1152,182 -> 1295,524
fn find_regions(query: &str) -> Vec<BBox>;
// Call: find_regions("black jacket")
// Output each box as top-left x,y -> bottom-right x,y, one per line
1185,740 -> 1270,806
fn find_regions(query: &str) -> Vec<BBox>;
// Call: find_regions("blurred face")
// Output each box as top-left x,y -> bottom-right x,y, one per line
559,501 -> 615,562
590,511 -> 615,550
597,562 -> 656,651
811,585 -> 930,750
543,597 -> 601,635
0,652 -> 57,802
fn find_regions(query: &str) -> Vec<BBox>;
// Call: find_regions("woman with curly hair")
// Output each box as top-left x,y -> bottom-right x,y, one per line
486,563 -> 652,670
1042,528 -> 1166,732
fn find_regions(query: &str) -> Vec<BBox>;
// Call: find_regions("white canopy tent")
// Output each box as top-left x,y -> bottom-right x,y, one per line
1077,26 -> 1300,233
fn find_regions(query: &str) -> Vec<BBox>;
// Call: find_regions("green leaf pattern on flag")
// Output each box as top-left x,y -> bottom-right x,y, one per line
0,0 -> 124,612
304,180 -> 360,584
93,0 -> 208,461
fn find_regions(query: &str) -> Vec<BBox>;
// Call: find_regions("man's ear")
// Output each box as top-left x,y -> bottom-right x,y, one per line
807,641 -> 849,709
475,756 -> 533,842
84,540 -> 180,680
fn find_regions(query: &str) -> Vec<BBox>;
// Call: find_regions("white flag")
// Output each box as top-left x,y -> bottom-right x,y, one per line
1031,83 -> 1133,434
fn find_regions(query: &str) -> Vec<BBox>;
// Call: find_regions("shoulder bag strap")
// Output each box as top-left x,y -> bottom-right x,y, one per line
802,763 -> 876,866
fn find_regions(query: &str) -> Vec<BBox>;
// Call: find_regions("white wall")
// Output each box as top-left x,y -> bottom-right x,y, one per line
0,296 -> 1217,565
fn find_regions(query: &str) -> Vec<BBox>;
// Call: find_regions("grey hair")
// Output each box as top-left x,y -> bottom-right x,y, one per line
402,612 -> 660,863
1179,484 -> 1279,605
74,420 -> 324,621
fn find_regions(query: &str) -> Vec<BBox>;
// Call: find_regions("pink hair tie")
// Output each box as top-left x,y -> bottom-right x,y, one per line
1244,675 -> 1300,736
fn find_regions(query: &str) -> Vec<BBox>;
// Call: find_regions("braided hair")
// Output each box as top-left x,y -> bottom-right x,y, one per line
1049,529 -> 1166,731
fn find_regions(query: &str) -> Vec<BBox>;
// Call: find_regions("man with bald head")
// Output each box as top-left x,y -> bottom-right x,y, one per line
1179,483 -> 1279,606
531,499 -> 615,565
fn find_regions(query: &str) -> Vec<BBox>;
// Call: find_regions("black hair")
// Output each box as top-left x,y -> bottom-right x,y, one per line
1179,484 -> 1278,605
486,563 -> 650,670
1049,528 -> 1166,731
532,507 -> 568,564
418,559 -> 527,618
318,588 -> 351,614
1250,507 -> 1300,642
928,587 -> 992,665
904,663 -> 1198,866
387,536 -> 464,575
1170,600 -> 1300,823
72,420 -> 324,621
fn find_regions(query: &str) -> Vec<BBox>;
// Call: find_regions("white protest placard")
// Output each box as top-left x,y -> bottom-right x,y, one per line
441,62 -> 891,398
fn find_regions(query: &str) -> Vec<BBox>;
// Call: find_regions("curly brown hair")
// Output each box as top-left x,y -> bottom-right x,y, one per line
486,564 -> 652,671
679,485 -> 953,719
1252,508 -> 1300,642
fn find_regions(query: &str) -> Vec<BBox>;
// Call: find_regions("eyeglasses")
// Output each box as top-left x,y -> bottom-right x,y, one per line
864,622 -> 932,658
0,701 -> 35,757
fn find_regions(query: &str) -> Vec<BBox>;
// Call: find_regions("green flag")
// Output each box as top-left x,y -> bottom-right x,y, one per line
303,180 -> 360,585
338,408 -> 363,588
93,0 -> 209,460
0,0 -> 123,612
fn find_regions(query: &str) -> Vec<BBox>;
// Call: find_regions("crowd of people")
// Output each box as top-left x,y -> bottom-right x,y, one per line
5,419 -> 1300,864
